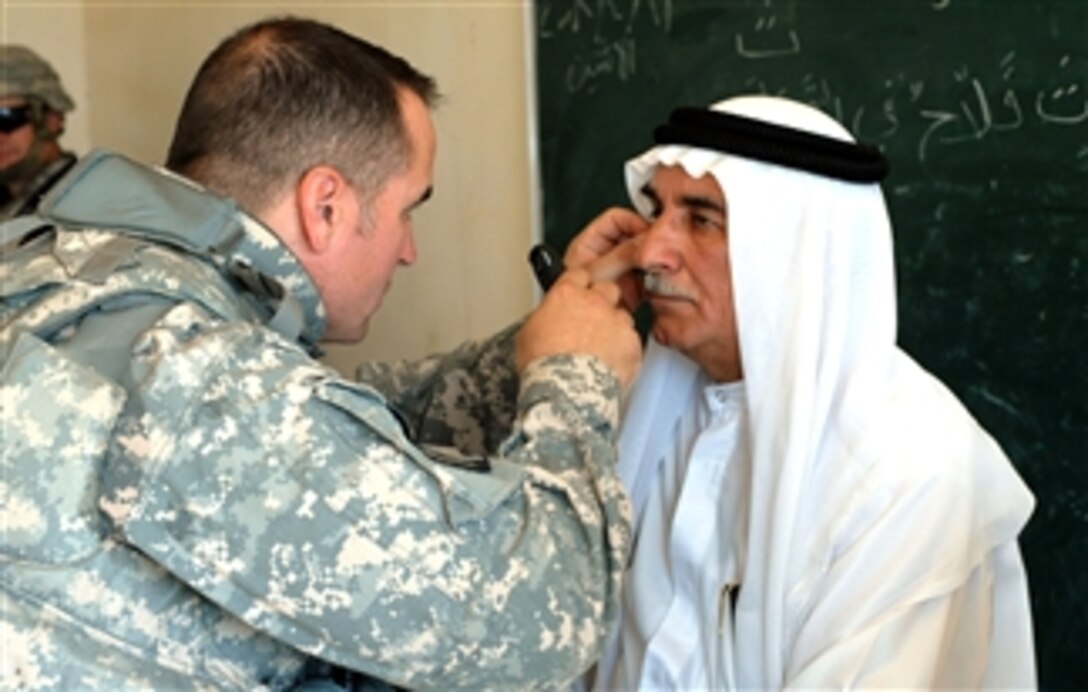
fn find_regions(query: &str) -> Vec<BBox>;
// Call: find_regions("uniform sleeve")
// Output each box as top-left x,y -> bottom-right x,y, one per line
100,307 -> 631,691
353,322 -> 522,457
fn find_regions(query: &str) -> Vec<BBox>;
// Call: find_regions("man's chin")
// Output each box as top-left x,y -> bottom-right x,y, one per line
347,321 -> 371,343
324,319 -> 370,344
0,160 -> 24,182
0,151 -> 43,184
650,313 -> 697,352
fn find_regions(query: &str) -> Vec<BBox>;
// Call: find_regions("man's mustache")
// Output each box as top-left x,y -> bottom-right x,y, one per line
643,272 -> 696,301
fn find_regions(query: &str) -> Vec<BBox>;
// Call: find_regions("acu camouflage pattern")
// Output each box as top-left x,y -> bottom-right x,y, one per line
0,151 -> 632,690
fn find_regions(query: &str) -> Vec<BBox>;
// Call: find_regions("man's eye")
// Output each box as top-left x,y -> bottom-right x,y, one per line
691,209 -> 726,230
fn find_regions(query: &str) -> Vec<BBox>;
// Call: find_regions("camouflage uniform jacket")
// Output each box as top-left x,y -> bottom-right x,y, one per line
0,151 -> 631,690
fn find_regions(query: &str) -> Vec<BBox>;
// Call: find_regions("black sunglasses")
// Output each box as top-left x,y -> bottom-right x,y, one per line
0,105 -> 34,134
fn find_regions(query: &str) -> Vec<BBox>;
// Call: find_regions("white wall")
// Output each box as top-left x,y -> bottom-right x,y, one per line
3,0 -> 537,375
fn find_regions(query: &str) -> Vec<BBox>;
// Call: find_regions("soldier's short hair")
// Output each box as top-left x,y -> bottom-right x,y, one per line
165,17 -> 438,215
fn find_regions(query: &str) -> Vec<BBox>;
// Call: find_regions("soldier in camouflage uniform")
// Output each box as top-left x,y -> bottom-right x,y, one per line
0,44 -> 77,220
0,17 -> 645,690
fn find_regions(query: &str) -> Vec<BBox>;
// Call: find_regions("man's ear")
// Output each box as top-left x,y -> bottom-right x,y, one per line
296,165 -> 354,254
43,111 -> 65,138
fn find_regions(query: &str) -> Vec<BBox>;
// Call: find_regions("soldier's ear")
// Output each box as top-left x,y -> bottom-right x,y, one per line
296,165 -> 353,254
41,110 -> 65,139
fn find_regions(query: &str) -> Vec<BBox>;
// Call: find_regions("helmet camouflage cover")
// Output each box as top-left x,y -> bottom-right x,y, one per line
0,44 -> 75,112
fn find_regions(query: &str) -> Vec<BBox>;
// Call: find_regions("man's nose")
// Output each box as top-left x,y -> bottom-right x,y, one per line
638,218 -> 680,273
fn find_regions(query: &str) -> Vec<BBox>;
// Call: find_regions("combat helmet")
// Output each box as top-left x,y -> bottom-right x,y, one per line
0,45 -> 75,112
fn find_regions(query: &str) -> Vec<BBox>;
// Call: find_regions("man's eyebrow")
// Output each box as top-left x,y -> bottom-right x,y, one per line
639,182 -> 725,215
679,194 -> 725,215
410,186 -> 433,210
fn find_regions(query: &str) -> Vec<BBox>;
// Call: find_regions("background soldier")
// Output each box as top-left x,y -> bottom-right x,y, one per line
0,44 -> 77,219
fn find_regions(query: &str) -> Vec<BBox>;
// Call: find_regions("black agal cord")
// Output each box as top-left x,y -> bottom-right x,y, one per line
653,107 -> 889,183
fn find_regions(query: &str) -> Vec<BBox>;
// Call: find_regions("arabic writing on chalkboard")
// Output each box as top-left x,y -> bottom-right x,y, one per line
537,0 -> 673,95
744,52 -> 1086,163
538,1 -> 1086,164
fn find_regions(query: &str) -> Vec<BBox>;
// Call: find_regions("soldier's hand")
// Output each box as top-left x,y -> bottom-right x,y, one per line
564,208 -> 648,312
517,268 -> 642,389
563,207 -> 647,269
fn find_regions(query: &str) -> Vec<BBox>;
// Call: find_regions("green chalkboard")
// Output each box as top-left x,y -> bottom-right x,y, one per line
535,1 -> 1086,688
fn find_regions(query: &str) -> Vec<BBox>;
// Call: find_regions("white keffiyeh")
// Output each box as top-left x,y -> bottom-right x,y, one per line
594,95 -> 1036,690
